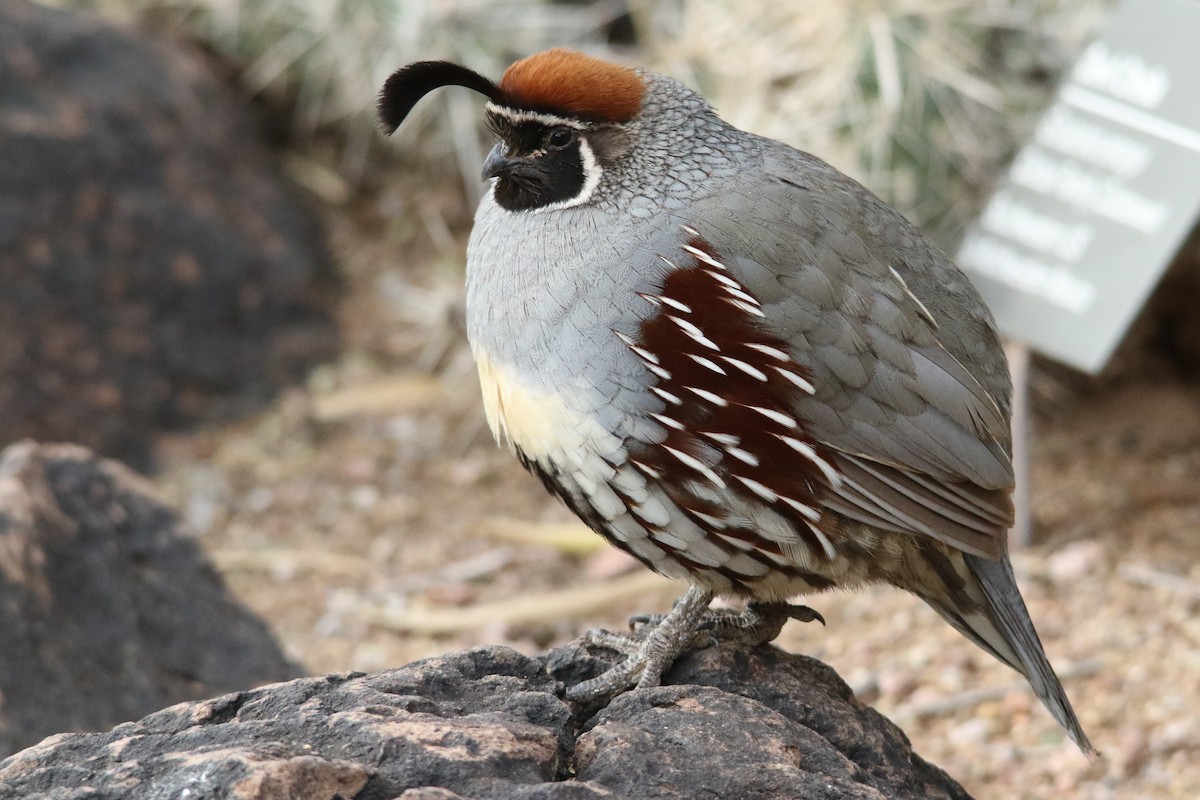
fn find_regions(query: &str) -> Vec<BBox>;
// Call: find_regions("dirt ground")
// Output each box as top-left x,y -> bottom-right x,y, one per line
154,171 -> 1200,800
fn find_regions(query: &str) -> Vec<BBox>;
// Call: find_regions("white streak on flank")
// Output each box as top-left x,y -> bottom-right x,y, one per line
631,460 -> 662,479
647,364 -> 672,380
652,387 -> 683,405
615,330 -> 660,364
726,447 -> 759,467
736,475 -> 778,502
757,548 -> 793,566
682,245 -> 726,270
681,224 -> 700,237
616,331 -> 669,376
780,495 -> 822,523
745,343 -> 790,361
637,292 -> 661,306
687,386 -> 728,407
889,265 -> 939,330
716,532 -> 757,552
775,367 -> 816,394
775,435 -> 843,488
689,354 -> 726,375
658,295 -> 692,313
657,255 -> 677,269
721,357 -> 767,381
807,519 -> 838,560
669,316 -> 720,350
632,346 -> 660,365
747,405 -> 797,428
702,431 -> 740,446
723,285 -> 760,305
651,413 -> 685,431
663,445 -> 726,489
705,270 -> 740,289
724,298 -> 766,318
692,509 -> 727,529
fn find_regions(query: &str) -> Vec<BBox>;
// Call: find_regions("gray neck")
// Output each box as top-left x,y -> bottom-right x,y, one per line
464,72 -> 759,392
594,73 -> 752,213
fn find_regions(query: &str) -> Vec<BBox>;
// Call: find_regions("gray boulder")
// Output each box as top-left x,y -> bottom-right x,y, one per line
0,441 -> 300,758
0,636 -> 971,799
0,0 -> 338,465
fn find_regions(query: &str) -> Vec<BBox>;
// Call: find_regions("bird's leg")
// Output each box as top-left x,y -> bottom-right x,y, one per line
565,585 -> 714,703
631,601 -> 825,646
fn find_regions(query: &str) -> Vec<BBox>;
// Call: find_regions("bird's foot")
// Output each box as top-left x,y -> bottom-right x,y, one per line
565,585 -> 714,703
631,600 -> 824,646
707,601 -> 825,645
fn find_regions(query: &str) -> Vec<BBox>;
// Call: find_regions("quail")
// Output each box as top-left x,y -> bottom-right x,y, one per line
378,48 -> 1093,753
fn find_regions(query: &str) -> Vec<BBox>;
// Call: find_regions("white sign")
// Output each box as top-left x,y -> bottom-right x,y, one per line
957,0 -> 1200,373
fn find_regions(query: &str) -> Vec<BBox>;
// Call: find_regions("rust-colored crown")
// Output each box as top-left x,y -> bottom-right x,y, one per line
498,48 -> 644,122
377,49 -> 645,136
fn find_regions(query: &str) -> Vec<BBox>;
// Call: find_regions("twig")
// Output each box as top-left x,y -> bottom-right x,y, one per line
893,658 -> 1103,721
436,547 -> 516,584
212,548 -> 372,578
359,571 -> 679,634
310,375 -> 447,421
481,517 -> 603,555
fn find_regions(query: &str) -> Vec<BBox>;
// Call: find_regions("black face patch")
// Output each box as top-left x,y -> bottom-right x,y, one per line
484,112 -> 590,212
491,145 -> 586,211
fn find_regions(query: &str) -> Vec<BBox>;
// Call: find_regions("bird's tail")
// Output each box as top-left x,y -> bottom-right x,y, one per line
922,552 -> 1095,755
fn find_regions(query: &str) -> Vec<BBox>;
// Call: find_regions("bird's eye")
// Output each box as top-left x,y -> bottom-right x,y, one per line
546,127 -> 575,149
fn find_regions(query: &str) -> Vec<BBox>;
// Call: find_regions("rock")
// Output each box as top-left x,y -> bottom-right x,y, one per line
0,0 -> 338,466
554,639 -> 972,800
0,635 -> 972,799
0,441 -> 300,759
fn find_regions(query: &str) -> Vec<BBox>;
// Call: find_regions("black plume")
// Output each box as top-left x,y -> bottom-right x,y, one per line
378,61 -> 503,135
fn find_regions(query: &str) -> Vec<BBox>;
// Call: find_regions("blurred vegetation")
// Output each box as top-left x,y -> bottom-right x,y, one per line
64,0 -> 635,200
64,0 -> 1110,244
642,0 -> 1109,243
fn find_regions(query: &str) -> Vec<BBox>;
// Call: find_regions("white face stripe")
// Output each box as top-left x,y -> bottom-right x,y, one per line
484,104 -> 605,213
484,103 -> 589,130
531,136 -> 603,213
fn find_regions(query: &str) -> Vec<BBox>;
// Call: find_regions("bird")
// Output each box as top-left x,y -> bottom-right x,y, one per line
378,47 -> 1093,754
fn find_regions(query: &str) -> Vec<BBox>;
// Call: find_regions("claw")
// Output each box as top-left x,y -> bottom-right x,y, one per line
627,612 -> 662,630
788,604 -> 825,626
755,602 -> 824,627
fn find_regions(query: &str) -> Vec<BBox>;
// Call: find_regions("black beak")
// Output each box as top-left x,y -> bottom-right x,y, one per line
482,144 -> 520,180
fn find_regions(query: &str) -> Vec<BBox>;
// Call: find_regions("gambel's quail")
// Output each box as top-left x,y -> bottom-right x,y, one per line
379,48 -> 1093,753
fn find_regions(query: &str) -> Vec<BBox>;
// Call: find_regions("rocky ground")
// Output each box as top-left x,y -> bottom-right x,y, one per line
0,639 -> 976,800
7,3 -> 1195,795
145,173 -> 1200,800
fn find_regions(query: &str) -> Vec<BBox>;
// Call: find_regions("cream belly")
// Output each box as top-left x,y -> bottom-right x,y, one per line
471,346 -> 851,598
473,347 -> 696,575
473,347 -> 619,463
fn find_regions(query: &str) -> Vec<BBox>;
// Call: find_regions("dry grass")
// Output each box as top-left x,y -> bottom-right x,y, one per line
69,0 -> 632,187
644,0 -> 1109,242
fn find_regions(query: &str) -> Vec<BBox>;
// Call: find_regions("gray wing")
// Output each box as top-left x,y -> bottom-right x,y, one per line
692,148 -> 1014,559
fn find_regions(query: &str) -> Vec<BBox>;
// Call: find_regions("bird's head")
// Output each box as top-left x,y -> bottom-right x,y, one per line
378,49 -> 644,213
